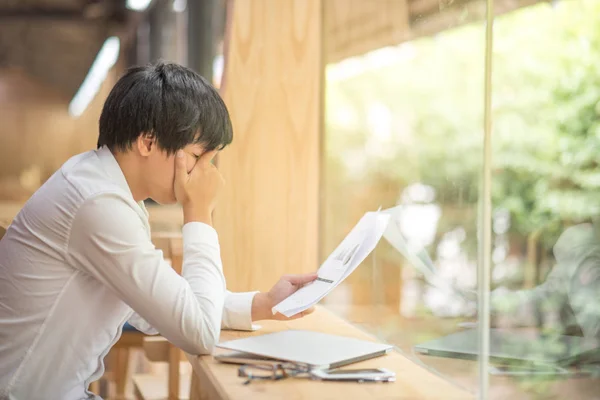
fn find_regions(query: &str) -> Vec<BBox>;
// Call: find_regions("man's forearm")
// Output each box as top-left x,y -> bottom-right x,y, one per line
183,205 -> 212,226
251,292 -> 273,321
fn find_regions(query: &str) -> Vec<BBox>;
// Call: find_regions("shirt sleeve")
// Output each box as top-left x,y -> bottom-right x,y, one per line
129,290 -> 261,333
222,290 -> 259,331
127,290 -> 258,335
67,194 -> 226,355
127,312 -> 159,335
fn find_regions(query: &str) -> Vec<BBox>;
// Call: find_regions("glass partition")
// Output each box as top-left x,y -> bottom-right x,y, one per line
489,0 -> 600,398
322,0 -> 600,398
321,0 -> 487,395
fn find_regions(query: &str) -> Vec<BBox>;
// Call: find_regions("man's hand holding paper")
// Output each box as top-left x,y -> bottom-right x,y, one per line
272,210 -> 391,318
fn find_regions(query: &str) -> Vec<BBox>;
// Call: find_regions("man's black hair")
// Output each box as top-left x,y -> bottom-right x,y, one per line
98,61 -> 233,154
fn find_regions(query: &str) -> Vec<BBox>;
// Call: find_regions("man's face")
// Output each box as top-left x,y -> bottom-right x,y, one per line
145,142 -> 207,205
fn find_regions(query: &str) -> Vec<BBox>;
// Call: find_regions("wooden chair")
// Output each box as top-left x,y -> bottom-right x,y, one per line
92,232 -> 184,399
131,232 -> 189,400
133,337 -> 191,400
106,325 -> 147,399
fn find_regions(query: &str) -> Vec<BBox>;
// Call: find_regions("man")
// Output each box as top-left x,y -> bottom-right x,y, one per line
0,62 -> 317,399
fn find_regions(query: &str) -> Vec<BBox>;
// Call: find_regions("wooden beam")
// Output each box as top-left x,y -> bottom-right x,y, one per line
323,0 -> 550,63
324,0 -> 410,64
411,0 -> 551,39
0,1 -> 123,21
215,0 -> 322,292
408,0 -> 462,17
0,10 -> 84,20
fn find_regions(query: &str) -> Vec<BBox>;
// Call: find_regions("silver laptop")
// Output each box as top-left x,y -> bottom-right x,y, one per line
414,328 -> 600,366
217,330 -> 393,370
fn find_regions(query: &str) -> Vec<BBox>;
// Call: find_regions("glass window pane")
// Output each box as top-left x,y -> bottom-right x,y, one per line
490,0 -> 600,398
322,0 -> 488,395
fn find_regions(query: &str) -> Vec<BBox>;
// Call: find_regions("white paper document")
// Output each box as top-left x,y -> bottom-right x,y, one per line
272,210 -> 391,318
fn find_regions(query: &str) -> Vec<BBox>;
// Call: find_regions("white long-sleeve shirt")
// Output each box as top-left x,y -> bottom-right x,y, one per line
0,146 -> 257,400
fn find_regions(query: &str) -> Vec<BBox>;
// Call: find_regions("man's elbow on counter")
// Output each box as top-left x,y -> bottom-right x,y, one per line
185,322 -> 222,356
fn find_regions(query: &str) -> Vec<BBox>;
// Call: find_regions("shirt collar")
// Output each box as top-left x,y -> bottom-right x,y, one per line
96,145 -> 134,199
96,146 -> 151,218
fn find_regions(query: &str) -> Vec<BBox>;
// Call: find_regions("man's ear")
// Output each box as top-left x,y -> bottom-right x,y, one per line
136,133 -> 156,156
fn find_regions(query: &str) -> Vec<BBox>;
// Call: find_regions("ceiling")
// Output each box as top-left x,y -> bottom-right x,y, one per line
0,0 -> 550,99
0,0 -> 129,99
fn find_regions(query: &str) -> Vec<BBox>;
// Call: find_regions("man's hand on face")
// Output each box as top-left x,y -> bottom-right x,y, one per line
173,151 -> 317,321
174,149 -> 224,226
251,273 -> 318,321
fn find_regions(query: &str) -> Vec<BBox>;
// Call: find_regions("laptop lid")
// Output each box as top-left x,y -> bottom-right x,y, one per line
413,329 -> 600,366
217,330 -> 393,370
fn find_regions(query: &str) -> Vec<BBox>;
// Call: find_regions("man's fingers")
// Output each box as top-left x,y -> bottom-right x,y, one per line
174,150 -> 188,183
285,273 -> 318,286
302,306 -> 316,316
287,306 -> 316,320
199,149 -> 219,166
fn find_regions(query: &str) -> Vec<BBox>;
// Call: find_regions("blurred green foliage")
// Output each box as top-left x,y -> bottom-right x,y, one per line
325,0 -> 600,252
324,2 -> 600,396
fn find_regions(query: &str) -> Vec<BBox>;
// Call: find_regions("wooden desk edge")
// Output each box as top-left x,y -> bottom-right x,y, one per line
186,352 -> 231,400
185,306 -> 472,399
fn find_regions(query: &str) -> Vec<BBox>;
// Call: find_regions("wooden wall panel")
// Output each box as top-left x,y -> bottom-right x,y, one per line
0,65 -> 121,202
216,0 -> 322,293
